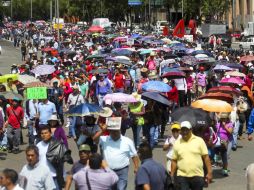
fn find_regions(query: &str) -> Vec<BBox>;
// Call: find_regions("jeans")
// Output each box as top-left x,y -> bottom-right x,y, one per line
177,176 -> 205,190
27,120 -> 35,145
76,134 -> 88,146
178,90 -> 186,107
115,88 -> 124,93
149,125 -> 157,148
214,146 -> 228,167
0,130 -> 7,147
7,126 -> 21,150
98,94 -> 105,107
112,166 -> 129,190
131,125 -> 142,148
69,116 -> 77,138
232,120 -> 239,148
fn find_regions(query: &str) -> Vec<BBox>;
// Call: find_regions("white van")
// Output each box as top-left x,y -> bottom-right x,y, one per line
92,18 -> 111,28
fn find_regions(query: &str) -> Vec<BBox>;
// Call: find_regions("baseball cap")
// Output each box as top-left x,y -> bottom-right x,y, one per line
79,144 -> 91,152
180,121 -> 192,129
171,123 -> 181,130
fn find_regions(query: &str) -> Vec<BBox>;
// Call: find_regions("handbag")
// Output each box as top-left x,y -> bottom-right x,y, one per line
214,123 -> 228,149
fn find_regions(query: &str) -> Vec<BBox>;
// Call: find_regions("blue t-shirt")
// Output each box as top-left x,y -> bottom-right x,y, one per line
135,158 -> 166,190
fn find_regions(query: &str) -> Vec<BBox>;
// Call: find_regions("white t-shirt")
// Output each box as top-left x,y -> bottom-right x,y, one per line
164,135 -> 181,159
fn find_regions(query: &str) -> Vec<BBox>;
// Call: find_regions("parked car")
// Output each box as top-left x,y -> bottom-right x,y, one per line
239,37 -> 254,50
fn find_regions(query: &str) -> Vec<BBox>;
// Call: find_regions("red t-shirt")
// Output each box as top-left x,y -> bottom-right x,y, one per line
167,86 -> 178,103
7,106 -> 24,129
114,74 -> 125,89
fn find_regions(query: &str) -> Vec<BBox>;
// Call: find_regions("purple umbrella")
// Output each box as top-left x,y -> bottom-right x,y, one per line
103,93 -> 137,103
213,65 -> 233,71
181,56 -> 198,65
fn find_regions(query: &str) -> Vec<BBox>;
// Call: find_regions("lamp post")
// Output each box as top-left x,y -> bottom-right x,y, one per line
182,0 -> 184,18
30,0 -> 33,21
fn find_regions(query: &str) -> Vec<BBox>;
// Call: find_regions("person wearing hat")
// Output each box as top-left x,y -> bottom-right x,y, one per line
95,116 -> 139,190
4,98 -> 24,154
171,121 -> 212,188
48,115 -> 68,149
163,122 -> 181,173
65,144 -> 91,190
129,93 -> 145,148
214,112 -> 233,176
196,66 -> 207,97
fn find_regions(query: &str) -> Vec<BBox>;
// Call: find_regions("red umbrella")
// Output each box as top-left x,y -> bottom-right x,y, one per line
87,26 -> 104,33
207,86 -> 242,96
199,92 -> 234,104
162,71 -> 186,79
240,55 -> 254,62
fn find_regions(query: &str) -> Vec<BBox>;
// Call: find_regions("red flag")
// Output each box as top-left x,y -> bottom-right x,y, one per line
173,19 -> 185,38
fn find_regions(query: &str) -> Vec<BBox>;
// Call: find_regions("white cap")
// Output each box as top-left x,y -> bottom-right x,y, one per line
180,121 -> 192,129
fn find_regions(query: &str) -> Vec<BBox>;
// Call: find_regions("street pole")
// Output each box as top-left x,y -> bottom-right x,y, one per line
232,0 -> 235,34
182,0 -> 184,18
148,0 -> 151,29
30,0 -> 33,21
57,0 -> 60,43
100,0 -> 102,17
50,0 -> 52,22
11,0 -> 13,19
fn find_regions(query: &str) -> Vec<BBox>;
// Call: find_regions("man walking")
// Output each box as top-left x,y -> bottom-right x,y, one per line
20,145 -> 56,189
171,121 -> 212,190
4,98 -> 24,154
97,119 -> 139,190
135,142 -> 166,190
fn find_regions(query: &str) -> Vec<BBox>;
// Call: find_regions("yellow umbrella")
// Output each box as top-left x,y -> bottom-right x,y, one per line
191,99 -> 233,112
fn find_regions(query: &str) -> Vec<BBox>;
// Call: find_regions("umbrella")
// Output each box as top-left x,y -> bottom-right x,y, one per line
240,55 -> 254,62
217,61 -> 244,69
207,86 -> 242,96
199,92 -> 234,104
141,92 -> 172,106
179,67 -> 193,72
89,68 -> 108,74
191,50 -> 213,57
24,81 -> 51,88
87,26 -> 104,33
142,81 -> 172,92
86,54 -> 106,60
111,48 -> 135,56
220,77 -> 245,85
18,75 -> 39,84
0,92 -> 23,100
66,103 -> 103,117
162,70 -> 186,79
181,56 -> 197,65
31,65 -> 55,76
103,93 -> 137,103
139,49 -> 153,55
213,65 -> 233,71
41,47 -> 55,52
171,107 -> 212,127
85,42 -> 94,47
115,56 -> 130,61
225,71 -> 246,77
195,54 -> 208,58
191,99 -> 233,112
114,59 -> 132,66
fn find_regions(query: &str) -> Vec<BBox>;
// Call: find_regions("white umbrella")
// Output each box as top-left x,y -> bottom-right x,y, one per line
18,75 -> 39,84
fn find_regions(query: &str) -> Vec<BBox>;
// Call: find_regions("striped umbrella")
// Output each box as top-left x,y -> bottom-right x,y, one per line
24,81 -> 51,88
31,65 -> 56,76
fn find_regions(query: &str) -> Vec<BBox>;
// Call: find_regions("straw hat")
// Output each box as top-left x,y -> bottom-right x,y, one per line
140,67 -> 148,73
47,115 -> 60,123
132,92 -> 141,102
99,107 -> 113,118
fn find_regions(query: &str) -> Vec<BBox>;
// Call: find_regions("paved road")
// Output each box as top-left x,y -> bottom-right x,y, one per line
0,40 -> 254,190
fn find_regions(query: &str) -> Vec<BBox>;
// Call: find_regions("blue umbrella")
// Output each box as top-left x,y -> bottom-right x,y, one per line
191,50 -> 213,57
161,67 -> 181,74
213,65 -> 233,71
141,92 -> 172,106
66,103 -> 103,117
131,34 -> 140,39
142,81 -> 172,92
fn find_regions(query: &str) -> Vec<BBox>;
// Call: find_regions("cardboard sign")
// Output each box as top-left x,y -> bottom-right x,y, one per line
106,117 -> 122,129
27,87 -> 47,100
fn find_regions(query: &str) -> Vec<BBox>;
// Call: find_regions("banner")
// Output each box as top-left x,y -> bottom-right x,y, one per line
27,87 -> 47,100
128,0 -> 142,5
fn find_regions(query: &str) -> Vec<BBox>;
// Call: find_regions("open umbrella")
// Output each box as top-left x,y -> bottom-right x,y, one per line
18,75 -> 39,84
24,81 -> 52,88
240,55 -> 254,62
191,99 -> 233,112
142,81 -> 172,92
31,65 -> 55,76
66,103 -> 103,117
181,56 -> 197,65
87,26 -> 104,33
171,107 -> 212,127
207,86 -> 242,96
225,71 -> 246,78
162,70 -> 186,79
141,92 -> 172,106
0,92 -> 23,100
86,54 -> 106,60
199,92 -> 234,104
213,65 -> 233,71
220,77 -> 245,85
111,48 -> 135,56
89,68 -> 108,74
103,93 -> 137,103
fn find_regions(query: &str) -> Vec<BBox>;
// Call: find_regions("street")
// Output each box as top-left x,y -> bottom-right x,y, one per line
0,39 -> 253,190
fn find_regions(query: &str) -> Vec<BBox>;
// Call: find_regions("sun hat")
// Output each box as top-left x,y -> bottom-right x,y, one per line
219,112 -> 230,119
171,123 -> 181,130
180,121 -> 192,129
132,92 -> 141,102
47,115 -> 60,123
79,144 -> 91,152
99,107 -> 113,118
140,67 -> 148,73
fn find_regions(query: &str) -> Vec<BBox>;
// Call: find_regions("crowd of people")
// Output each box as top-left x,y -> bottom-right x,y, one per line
0,21 -> 254,190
